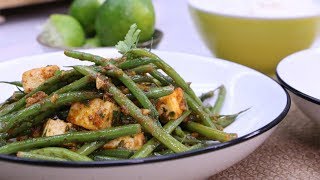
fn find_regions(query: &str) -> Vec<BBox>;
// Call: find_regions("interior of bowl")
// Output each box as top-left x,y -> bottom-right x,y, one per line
276,48 -> 320,104
0,48 -> 290,166
188,0 -> 320,19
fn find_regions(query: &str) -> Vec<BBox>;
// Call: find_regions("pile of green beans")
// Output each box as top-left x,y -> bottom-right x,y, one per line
0,47 -> 246,162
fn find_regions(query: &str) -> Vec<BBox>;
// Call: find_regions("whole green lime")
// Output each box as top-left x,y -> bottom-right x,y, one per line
83,36 -> 101,48
95,0 -> 155,46
69,0 -> 104,35
39,14 -> 85,48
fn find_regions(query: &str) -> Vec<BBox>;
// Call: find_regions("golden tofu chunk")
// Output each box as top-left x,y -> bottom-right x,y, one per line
22,65 -> 60,93
103,133 -> 145,150
156,88 -> 187,121
67,98 -> 118,130
26,91 -> 48,107
43,119 -> 72,137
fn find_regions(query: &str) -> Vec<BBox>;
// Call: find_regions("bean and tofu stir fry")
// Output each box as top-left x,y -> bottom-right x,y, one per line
0,25 -> 246,162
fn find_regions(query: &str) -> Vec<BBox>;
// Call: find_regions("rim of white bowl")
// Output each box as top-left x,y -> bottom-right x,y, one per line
276,50 -> 320,105
188,0 -> 320,20
0,50 -> 291,167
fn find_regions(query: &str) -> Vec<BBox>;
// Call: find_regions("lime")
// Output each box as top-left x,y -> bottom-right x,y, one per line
39,14 -> 85,48
95,0 -> 155,46
83,36 -> 101,48
69,0 -> 104,35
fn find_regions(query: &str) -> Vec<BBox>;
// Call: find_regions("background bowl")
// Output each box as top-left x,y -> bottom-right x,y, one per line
277,48 -> 320,122
0,49 -> 290,179
188,0 -> 320,75
37,29 -> 163,52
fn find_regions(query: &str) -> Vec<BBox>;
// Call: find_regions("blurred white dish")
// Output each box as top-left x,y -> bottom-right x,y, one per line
277,48 -> 320,121
0,48 -> 290,180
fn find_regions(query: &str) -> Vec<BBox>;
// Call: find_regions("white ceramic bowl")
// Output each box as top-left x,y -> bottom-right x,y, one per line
277,48 -> 320,121
0,49 -> 290,180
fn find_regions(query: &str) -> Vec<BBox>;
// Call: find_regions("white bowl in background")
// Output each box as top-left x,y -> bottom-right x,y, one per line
277,48 -> 320,122
0,48 -> 290,180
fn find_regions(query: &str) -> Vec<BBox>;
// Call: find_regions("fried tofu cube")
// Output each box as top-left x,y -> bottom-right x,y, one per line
22,65 -> 60,93
156,88 -> 187,121
42,119 -> 72,137
103,133 -> 145,150
67,98 -> 119,130
26,91 -> 48,107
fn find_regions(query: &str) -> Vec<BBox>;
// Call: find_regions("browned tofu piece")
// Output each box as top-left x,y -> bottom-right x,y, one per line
42,119 -> 72,137
22,65 -> 60,93
103,133 -> 145,150
67,98 -> 118,130
26,91 -> 48,107
156,87 -> 187,121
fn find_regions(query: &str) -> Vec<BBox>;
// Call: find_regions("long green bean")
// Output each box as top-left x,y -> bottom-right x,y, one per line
93,155 -> 122,161
209,85 -> 226,115
93,149 -> 134,159
128,64 -> 157,74
215,108 -> 249,128
31,147 -> 93,161
17,151 -> 67,161
0,124 -> 141,154
126,85 -> 174,99
76,141 -> 105,156
131,111 -> 191,159
130,75 -> 154,83
0,81 -> 23,87
184,93 -> 217,129
185,121 -> 237,142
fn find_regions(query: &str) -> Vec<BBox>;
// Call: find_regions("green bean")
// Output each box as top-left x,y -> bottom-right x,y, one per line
131,111 -> 191,159
154,143 -> 205,156
5,91 -> 25,103
0,70 -> 79,116
174,126 -> 188,138
76,141 -> 105,156
117,58 -> 155,69
131,75 -> 154,83
17,151 -> 67,161
0,124 -> 141,154
52,75 -> 94,95
199,90 -> 214,102
209,85 -> 226,115
0,91 -> 102,133
149,70 -> 171,86
127,48 -> 203,106
0,81 -> 23,87
185,93 -> 217,129
65,50 -> 159,120
117,58 -> 171,86
73,66 -> 188,153
31,147 -> 92,161
65,50 -> 110,65
173,135 -> 202,145
93,149 -> 134,159
7,110 -> 54,138
93,155 -> 122,161
215,108 -> 249,128
129,64 -> 157,74
126,85 -> 174,99
185,121 -> 237,142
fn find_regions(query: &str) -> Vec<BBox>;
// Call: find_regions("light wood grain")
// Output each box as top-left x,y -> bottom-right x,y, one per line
0,0 -> 58,9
